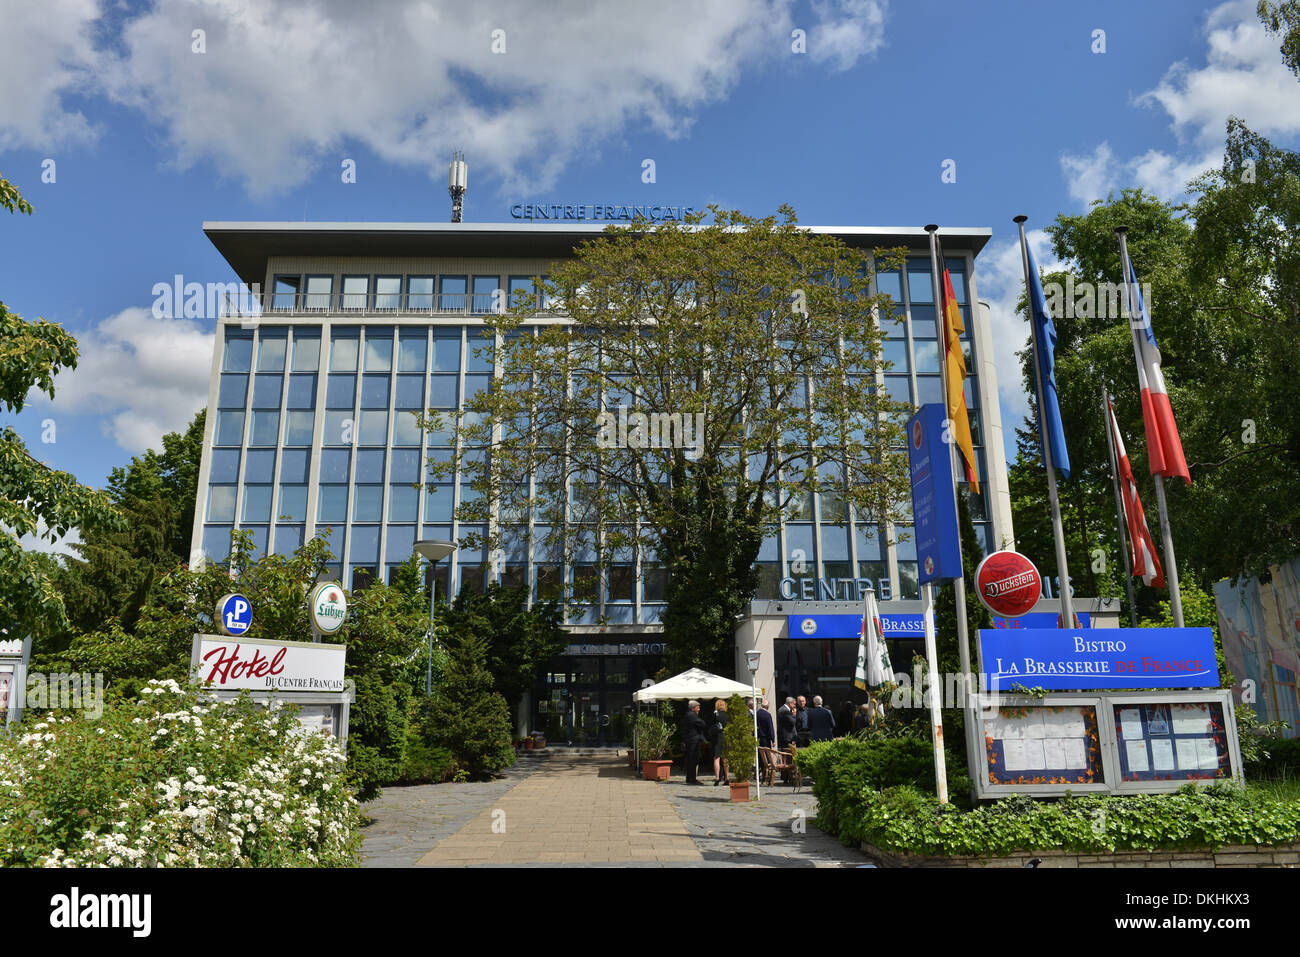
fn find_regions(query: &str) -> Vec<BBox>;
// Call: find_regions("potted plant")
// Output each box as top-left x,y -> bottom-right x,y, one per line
722,693 -> 757,801
635,713 -> 674,781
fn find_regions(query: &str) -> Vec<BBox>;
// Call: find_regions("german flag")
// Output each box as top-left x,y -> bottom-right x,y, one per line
935,235 -> 979,493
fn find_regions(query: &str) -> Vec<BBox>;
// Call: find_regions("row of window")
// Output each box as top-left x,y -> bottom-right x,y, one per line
222,328 -> 494,375
270,274 -> 551,312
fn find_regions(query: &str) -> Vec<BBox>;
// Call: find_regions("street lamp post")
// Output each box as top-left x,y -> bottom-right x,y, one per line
414,539 -> 457,695
745,649 -> 761,801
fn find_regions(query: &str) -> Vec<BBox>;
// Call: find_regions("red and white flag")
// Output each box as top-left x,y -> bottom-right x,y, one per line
1106,396 -> 1165,588
1121,251 -> 1190,484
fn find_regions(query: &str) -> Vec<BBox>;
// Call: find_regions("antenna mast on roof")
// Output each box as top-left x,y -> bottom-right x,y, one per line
447,151 -> 467,223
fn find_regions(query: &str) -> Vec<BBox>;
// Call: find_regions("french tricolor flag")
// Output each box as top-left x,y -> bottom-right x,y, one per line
1106,396 -> 1165,588
1121,251 -> 1190,485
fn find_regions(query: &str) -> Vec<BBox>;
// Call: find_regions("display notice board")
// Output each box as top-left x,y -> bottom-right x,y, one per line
967,689 -> 1242,799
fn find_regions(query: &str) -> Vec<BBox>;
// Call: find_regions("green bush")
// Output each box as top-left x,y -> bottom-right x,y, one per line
849,782 -> 1300,857
634,713 -> 674,760
423,629 -> 514,780
722,694 -> 757,783
1247,735 -> 1300,779
0,679 -> 360,867
795,735 -> 973,839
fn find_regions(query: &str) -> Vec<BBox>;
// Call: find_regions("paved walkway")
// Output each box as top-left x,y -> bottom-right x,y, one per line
360,750 -> 876,867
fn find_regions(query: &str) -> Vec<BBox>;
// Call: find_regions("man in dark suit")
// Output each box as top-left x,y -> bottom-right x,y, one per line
807,695 -> 836,742
777,697 -> 797,749
796,694 -> 812,747
756,698 -> 775,749
682,700 -> 707,784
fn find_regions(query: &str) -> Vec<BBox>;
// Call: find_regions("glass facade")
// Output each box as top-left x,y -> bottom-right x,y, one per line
198,250 -> 997,622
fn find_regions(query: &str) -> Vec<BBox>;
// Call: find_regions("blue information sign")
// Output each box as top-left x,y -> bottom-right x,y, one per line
978,627 -> 1219,691
907,404 -> 962,584
219,593 -> 253,636
788,611 -> 1093,640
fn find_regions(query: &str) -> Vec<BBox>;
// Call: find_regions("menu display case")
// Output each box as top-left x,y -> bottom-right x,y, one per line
968,689 -> 1242,799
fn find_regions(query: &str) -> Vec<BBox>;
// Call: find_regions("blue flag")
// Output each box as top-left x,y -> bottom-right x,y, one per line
1026,244 -> 1070,477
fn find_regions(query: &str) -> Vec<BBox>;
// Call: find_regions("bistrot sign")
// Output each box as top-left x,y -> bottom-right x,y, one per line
310,582 -> 348,635
191,635 -> 347,692
974,551 -> 1042,618
216,592 -> 252,636
978,627 -> 1219,692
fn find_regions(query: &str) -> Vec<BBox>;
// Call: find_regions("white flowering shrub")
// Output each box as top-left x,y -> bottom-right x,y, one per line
0,680 -> 361,867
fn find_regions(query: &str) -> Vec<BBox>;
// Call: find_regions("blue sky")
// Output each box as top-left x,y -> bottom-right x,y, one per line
3,0 -> 1299,553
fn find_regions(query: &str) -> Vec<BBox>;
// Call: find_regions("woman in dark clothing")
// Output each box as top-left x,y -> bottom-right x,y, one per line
710,699 -> 729,785
836,700 -> 855,737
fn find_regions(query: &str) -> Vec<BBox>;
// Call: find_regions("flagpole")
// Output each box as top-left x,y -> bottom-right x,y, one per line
923,226 -> 975,683
1115,226 -> 1184,628
921,588 -> 948,804
1014,215 -> 1077,629
1102,386 -> 1139,626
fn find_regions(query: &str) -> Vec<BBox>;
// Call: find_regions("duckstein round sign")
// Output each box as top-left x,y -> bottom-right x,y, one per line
310,582 -> 348,635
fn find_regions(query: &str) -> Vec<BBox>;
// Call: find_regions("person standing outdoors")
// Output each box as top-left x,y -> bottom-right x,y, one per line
710,698 -> 729,785
807,695 -> 836,742
756,697 -> 775,749
777,697 -> 797,750
683,700 -> 707,785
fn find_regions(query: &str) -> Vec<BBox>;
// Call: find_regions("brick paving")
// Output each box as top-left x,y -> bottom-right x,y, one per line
360,749 -> 877,868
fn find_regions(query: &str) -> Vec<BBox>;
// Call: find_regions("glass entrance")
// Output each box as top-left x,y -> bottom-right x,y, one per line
533,650 -> 664,745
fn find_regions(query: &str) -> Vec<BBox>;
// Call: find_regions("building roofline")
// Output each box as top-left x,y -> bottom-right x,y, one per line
202,221 -> 994,288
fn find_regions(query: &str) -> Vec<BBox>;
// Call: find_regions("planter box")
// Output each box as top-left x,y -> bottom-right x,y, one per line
729,781 -> 751,802
641,759 -> 672,781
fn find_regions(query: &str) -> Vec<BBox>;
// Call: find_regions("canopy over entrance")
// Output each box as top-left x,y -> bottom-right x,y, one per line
632,667 -> 754,703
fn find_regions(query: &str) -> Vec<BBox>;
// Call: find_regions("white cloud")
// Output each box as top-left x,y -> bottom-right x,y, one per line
1060,0 -> 1300,207
0,0 -> 103,150
35,307 -> 213,454
22,0 -> 886,197
975,229 -> 1062,452
17,520 -> 81,560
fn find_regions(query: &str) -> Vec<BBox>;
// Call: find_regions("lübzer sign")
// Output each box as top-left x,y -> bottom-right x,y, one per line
191,635 -> 346,692
310,582 -> 348,635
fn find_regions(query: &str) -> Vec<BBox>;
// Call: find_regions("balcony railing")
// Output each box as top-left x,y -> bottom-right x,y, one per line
238,291 -> 560,316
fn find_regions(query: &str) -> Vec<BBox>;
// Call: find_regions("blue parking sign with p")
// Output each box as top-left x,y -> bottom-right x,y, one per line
219,593 -> 253,636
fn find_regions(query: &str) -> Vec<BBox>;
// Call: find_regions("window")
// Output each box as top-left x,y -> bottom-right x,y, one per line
388,486 -> 419,522
432,333 -> 461,371
223,335 -> 253,372
242,485 -> 273,523
251,374 -> 282,409
285,374 -> 316,409
279,449 -> 310,483
365,334 -> 393,372
272,276 -> 299,311
248,411 -> 280,446
304,276 -> 333,310
472,275 -> 499,313
389,449 -> 420,483
284,410 -> 315,446
341,276 -> 369,310
408,276 -> 435,310
330,334 -> 359,372
353,486 -> 383,522
218,374 -> 247,409
642,563 -> 668,602
323,411 -> 354,446
354,449 -> 385,483
319,449 -> 351,483
292,332 -> 320,371
439,276 -> 467,311
375,276 -> 401,311
257,334 -> 287,372
207,486 -> 236,522
428,375 -> 458,408
397,334 -> 426,372
317,486 -> 348,523
609,565 -> 635,601
243,450 -> 275,483
214,411 -> 245,446
209,449 -> 240,483
393,411 -> 423,447
360,375 -> 389,409
394,375 -> 423,409
508,276 -> 535,308
358,410 -> 388,445
326,375 -> 356,409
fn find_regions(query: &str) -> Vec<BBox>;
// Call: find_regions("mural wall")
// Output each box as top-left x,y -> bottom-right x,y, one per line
1214,557 -> 1300,737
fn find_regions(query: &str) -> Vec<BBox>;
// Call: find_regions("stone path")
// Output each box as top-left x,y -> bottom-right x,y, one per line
360,750 -> 877,868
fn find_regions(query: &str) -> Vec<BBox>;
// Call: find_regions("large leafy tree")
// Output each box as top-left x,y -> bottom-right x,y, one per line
440,582 -> 566,719
55,410 -> 206,640
1259,0 -> 1300,78
0,175 -> 119,639
440,206 -> 912,673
